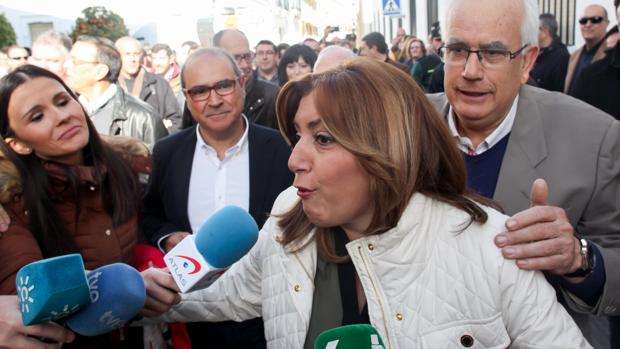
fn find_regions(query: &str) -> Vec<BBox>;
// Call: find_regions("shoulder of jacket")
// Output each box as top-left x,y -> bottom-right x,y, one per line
120,89 -> 157,116
0,149 -> 21,204
101,135 -> 150,157
522,85 -> 616,127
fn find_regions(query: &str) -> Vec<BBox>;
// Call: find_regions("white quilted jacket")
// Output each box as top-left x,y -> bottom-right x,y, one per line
161,187 -> 591,349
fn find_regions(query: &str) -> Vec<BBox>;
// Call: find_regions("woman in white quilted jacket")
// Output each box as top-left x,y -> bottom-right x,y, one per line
141,58 -> 591,348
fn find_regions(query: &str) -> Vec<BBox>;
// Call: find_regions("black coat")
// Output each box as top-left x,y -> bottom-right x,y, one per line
571,43 -> 620,120
141,122 -> 293,349
531,38 -> 570,92
139,71 -> 182,133
244,72 -> 280,129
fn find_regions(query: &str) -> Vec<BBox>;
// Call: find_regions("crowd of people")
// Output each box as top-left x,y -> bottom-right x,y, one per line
0,0 -> 619,348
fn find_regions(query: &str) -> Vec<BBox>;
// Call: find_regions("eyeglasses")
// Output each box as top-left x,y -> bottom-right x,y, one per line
439,44 -> 529,68
183,78 -> 239,102
579,16 -> 605,25
233,52 -> 254,64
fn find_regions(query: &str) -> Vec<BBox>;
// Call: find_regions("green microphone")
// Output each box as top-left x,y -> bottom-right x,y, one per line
314,324 -> 386,349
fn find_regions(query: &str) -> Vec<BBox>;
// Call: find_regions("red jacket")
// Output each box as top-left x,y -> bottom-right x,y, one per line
0,138 -> 151,348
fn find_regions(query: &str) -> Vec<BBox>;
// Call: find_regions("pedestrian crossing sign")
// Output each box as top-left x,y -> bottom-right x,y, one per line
383,0 -> 401,16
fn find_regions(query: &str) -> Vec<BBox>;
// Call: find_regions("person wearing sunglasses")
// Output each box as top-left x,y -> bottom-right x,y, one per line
571,1 -> 620,121
565,4 -> 610,94
141,48 -> 293,349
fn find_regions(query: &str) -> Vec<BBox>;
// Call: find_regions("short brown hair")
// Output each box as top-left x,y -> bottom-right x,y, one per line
276,58 -> 490,262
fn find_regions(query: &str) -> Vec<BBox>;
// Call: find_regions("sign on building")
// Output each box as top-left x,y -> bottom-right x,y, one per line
383,0 -> 401,16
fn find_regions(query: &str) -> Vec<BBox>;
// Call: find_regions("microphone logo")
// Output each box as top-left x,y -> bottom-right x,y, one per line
17,275 -> 34,313
175,255 -> 202,275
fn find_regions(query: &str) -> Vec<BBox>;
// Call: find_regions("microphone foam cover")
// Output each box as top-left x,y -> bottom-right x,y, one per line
194,205 -> 259,268
16,254 -> 90,325
314,324 -> 386,349
65,263 -> 145,336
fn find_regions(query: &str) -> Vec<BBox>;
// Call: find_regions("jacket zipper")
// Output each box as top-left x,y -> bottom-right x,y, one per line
357,245 -> 393,349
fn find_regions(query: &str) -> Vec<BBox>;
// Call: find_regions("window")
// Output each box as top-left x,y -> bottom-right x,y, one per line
29,22 -> 53,44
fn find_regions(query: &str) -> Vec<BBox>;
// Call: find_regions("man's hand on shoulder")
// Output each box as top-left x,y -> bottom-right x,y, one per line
494,179 -> 584,278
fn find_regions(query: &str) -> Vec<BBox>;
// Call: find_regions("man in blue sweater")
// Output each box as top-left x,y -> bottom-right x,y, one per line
428,0 -> 620,348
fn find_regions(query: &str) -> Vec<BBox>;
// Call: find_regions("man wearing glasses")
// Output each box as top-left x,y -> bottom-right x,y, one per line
213,29 -> 279,130
428,0 -> 620,347
254,40 -> 279,84
142,48 -> 292,349
65,36 -> 167,148
566,4 -> 611,94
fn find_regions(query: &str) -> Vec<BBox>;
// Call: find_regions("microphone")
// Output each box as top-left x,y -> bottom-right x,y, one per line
16,254 -> 91,325
64,263 -> 146,336
164,205 -> 259,293
314,324 -> 386,349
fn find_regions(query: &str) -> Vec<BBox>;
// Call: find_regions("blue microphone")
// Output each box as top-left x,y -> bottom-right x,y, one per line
16,254 -> 90,325
165,205 -> 259,292
65,263 -> 146,336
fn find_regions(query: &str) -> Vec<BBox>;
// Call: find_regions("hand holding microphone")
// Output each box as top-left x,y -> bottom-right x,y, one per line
64,263 -> 146,337
164,205 -> 259,293
16,255 -> 147,337
16,254 -> 90,325
0,295 -> 74,349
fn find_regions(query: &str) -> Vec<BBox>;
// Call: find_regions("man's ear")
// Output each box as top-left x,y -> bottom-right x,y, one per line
94,63 -> 110,82
521,45 -> 540,84
238,75 -> 247,89
4,137 -> 32,155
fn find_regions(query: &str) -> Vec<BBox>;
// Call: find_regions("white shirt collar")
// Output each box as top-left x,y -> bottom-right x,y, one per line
79,84 -> 118,115
448,94 -> 519,156
195,114 -> 250,157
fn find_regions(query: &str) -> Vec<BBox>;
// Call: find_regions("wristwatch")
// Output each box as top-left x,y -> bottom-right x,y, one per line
564,238 -> 595,278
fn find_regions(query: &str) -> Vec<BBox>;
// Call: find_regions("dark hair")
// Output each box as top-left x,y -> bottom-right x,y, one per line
302,38 -> 319,45
0,65 -> 140,257
430,21 -> 442,39
277,44 -> 317,86
151,43 -> 173,56
539,13 -> 559,37
276,43 -> 290,57
615,0 -> 619,9
276,58 -> 492,262
76,36 -> 121,83
256,40 -> 277,52
361,32 -> 388,54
